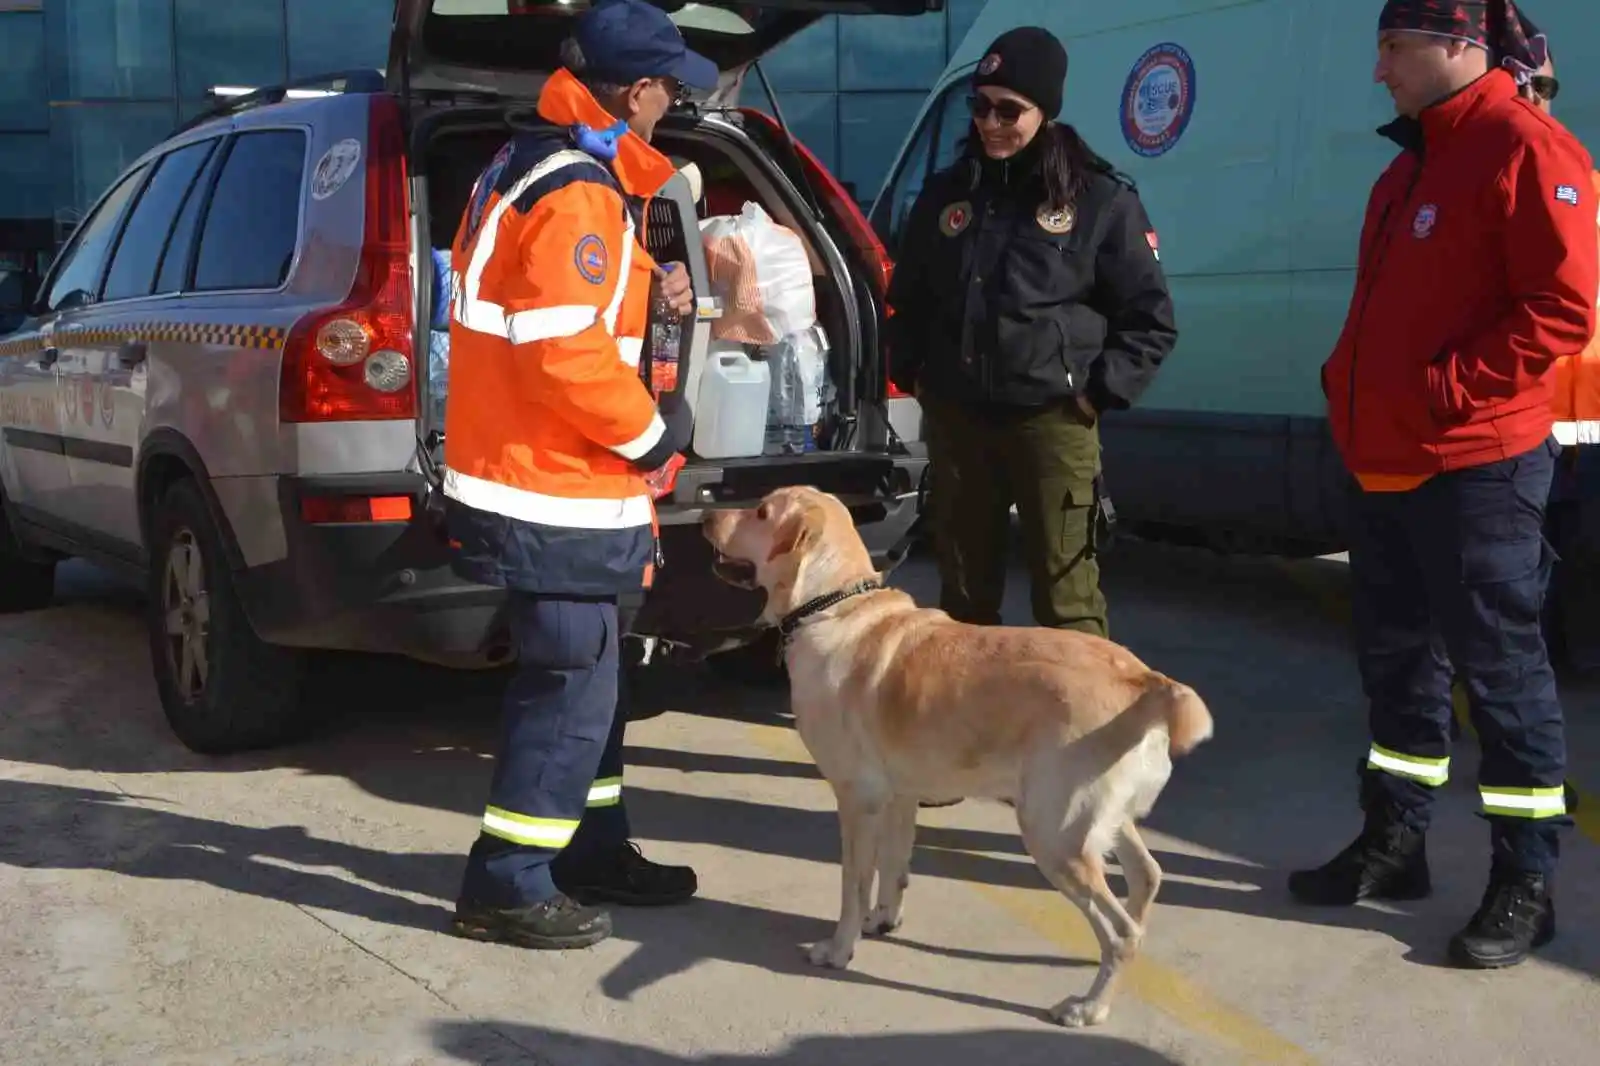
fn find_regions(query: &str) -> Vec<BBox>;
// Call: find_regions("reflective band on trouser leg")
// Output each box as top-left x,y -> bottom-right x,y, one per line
587,776 -> 622,808
481,805 -> 580,849
1367,743 -> 1450,786
1480,785 -> 1567,819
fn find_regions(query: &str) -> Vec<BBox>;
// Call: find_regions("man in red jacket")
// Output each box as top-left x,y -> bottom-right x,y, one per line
1292,0 -> 1597,970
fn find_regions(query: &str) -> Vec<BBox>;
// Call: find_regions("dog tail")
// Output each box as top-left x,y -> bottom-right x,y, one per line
1116,674 -> 1215,759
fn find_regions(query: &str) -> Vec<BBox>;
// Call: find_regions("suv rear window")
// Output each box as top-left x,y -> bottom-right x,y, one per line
192,129 -> 308,292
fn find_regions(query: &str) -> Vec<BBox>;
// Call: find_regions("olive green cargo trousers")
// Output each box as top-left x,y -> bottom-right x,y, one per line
920,390 -> 1110,638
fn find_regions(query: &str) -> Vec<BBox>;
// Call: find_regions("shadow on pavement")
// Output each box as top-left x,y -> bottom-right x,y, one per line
7,548 -> 1598,985
430,1020 -> 1189,1066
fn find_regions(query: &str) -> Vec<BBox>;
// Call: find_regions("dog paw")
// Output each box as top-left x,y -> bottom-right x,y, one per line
862,907 -> 903,937
804,939 -> 854,969
1048,996 -> 1110,1029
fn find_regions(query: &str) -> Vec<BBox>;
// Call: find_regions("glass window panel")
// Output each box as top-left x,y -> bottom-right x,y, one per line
155,137 -> 224,294
173,0 -> 286,100
839,91 -> 926,210
285,0 -> 392,81
48,101 -> 176,218
42,162 -> 149,312
0,135 -> 52,219
837,12 -> 945,92
0,13 -> 47,130
192,129 -> 307,291
45,0 -> 175,101
102,138 -> 217,302
867,76 -> 972,248
758,16 -> 837,93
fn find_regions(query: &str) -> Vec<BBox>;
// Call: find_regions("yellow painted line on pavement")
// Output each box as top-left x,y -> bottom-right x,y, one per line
1273,558 -> 1600,844
742,719 -> 1320,1065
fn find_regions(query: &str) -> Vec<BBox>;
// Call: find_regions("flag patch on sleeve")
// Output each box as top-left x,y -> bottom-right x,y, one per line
1556,183 -> 1581,206
1145,230 -> 1160,261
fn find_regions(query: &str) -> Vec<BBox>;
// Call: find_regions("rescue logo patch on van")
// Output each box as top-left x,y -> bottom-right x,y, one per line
1556,183 -> 1581,206
574,234 -> 609,285
1412,203 -> 1438,239
1036,203 -> 1075,235
939,200 -> 973,237
1120,42 -> 1197,158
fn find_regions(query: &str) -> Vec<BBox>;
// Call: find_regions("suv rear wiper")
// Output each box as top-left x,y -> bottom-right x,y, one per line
749,60 -> 824,219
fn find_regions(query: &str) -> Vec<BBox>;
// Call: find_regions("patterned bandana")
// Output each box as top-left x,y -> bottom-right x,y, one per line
1377,0 -> 1548,83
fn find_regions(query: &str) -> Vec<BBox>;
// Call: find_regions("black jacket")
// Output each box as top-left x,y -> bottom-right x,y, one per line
884,137 -> 1178,413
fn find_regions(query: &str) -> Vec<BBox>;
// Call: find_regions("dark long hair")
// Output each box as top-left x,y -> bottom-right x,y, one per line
958,121 -> 1130,211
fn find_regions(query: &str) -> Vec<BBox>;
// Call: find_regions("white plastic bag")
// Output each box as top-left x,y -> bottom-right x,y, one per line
699,201 -> 815,345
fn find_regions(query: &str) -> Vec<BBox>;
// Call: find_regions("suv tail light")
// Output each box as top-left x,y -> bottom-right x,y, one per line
738,109 -> 908,399
280,94 -> 416,423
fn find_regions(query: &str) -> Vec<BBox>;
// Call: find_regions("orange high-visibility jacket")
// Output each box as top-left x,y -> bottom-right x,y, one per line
1550,169 -> 1600,447
441,68 -> 682,595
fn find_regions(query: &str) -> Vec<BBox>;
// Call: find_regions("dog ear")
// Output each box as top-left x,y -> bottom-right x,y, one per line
766,507 -> 818,563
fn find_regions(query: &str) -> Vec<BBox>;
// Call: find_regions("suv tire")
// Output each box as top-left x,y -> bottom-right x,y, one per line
145,478 -> 308,754
0,499 -> 55,614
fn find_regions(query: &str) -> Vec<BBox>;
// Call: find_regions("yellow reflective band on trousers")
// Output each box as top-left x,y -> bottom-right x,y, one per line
481,805 -> 579,848
1367,743 -> 1449,786
587,776 -> 622,808
1480,785 -> 1567,819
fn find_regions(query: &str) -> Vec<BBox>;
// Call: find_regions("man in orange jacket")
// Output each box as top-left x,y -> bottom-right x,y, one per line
442,0 -> 715,950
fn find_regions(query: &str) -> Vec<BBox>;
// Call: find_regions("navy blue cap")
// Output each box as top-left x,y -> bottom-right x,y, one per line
574,0 -> 720,92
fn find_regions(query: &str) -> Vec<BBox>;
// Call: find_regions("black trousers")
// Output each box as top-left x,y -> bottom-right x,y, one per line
457,592 -> 632,908
1349,437 -> 1571,876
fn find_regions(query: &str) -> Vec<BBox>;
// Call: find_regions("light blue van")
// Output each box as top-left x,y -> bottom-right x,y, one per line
869,0 -> 1600,663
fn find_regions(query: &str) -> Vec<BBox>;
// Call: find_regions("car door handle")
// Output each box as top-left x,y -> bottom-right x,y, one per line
118,340 -> 148,368
38,346 -> 58,369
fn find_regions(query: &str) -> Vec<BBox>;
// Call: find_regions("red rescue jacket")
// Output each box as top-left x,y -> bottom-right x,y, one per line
1321,70 -> 1599,488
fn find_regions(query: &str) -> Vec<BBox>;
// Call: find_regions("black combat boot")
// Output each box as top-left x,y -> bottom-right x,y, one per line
1287,814 -> 1432,906
552,841 -> 698,906
450,893 -> 613,950
1448,868 -> 1556,969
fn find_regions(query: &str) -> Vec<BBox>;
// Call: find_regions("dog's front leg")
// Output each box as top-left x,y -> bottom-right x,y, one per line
806,790 -> 883,969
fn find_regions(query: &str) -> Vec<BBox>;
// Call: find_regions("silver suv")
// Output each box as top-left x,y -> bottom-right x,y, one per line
0,0 -> 933,754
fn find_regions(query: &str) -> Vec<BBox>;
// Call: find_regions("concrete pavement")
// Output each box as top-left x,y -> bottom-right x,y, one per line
1,539 -> 1597,1065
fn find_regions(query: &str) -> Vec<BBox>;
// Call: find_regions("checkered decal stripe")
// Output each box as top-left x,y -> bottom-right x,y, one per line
0,321 -> 287,357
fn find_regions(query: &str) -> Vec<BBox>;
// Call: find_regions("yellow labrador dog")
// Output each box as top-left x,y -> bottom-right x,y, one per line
702,485 -> 1214,1028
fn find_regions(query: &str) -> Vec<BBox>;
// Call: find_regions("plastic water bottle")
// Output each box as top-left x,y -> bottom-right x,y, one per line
649,269 -> 682,396
765,338 -> 808,454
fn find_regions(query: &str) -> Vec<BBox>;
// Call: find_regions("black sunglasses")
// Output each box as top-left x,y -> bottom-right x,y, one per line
967,94 -> 1035,125
1530,74 -> 1560,101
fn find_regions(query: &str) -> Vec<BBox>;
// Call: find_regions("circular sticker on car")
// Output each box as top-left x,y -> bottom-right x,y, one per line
1120,43 -> 1197,158
311,138 -> 362,201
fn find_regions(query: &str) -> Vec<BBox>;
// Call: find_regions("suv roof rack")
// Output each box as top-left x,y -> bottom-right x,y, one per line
173,69 -> 387,137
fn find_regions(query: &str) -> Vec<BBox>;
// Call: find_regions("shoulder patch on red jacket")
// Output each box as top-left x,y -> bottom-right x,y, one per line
1556,183 -> 1582,207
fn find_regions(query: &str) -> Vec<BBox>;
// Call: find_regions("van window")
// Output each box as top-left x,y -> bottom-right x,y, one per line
871,75 -> 974,252
101,139 -> 220,303
191,129 -> 308,292
40,163 -> 151,314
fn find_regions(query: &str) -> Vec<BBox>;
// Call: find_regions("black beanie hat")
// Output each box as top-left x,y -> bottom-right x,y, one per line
973,26 -> 1068,120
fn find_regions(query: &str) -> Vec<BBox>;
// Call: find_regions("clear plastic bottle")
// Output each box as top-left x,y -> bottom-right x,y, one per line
649,276 -> 682,397
764,338 -> 807,454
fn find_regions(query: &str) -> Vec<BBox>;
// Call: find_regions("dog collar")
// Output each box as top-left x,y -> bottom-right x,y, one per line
775,578 -> 885,659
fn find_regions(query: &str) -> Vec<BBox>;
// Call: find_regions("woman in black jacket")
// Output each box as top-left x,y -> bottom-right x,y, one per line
886,25 -> 1178,640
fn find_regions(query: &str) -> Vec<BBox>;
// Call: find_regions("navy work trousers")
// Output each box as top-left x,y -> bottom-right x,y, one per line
1348,436 -> 1571,876
457,592 -> 632,908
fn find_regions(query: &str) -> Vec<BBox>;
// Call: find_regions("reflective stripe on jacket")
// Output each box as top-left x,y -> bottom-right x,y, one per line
1550,169 -> 1600,447
442,68 -> 681,595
